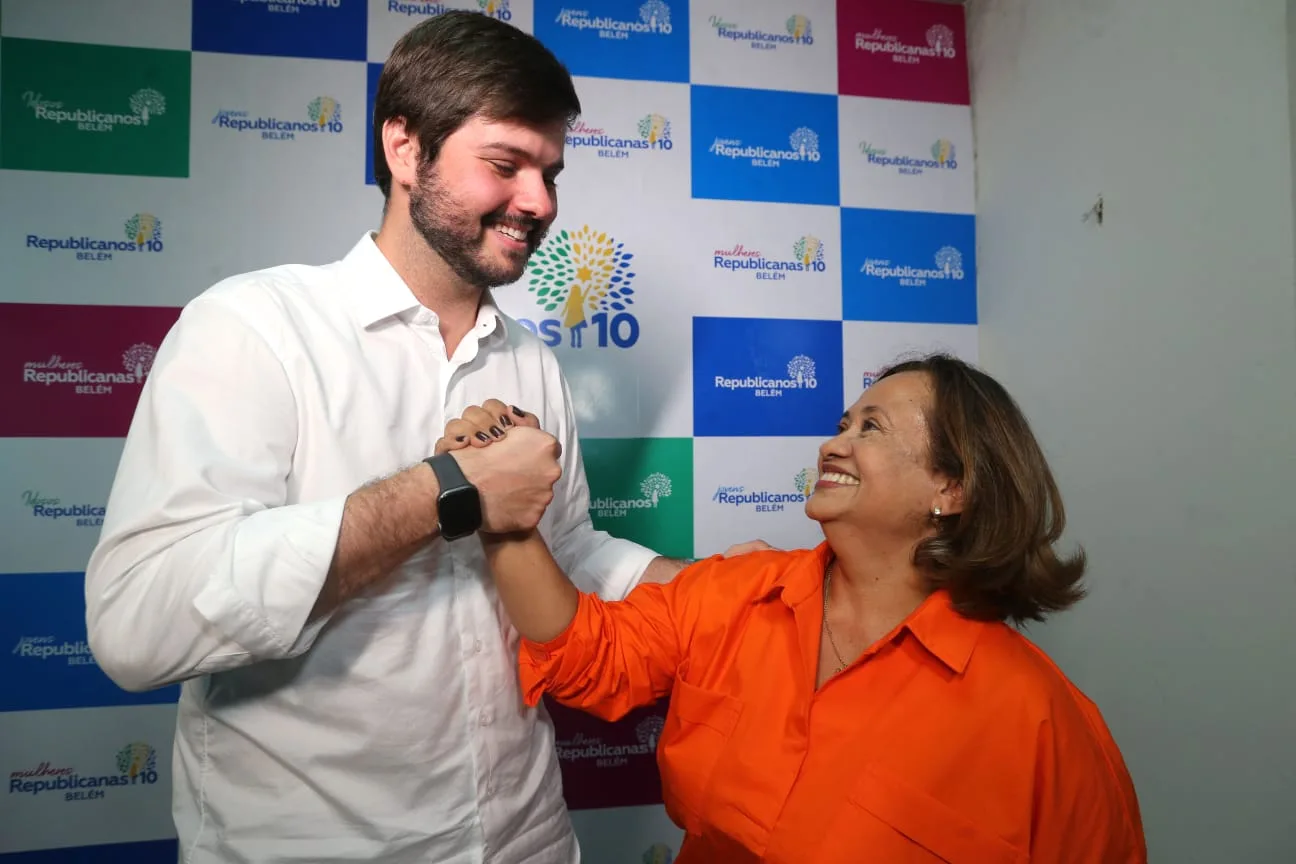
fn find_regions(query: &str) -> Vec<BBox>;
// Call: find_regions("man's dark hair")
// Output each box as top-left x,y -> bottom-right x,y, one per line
372,11 -> 581,197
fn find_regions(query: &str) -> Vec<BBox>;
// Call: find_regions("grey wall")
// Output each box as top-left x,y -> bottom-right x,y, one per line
967,0 -> 1296,860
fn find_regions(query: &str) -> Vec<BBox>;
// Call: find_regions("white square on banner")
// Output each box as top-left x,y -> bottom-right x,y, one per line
490,200 -> 694,439
678,199 -> 841,321
563,77 -> 692,207
569,804 -> 684,864
368,0 -> 535,62
0,440 -> 124,575
1,171 -> 208,307
689,0 -> 838,94
188,51 -> 378,281
841,320 -> 979,407
838,95 -> 975,214
693,437 -> 827,558
0,705 -> 180,854
0,0 -> 192,50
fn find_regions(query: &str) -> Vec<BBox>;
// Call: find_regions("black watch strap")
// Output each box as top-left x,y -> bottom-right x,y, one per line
423,452 -> 469,489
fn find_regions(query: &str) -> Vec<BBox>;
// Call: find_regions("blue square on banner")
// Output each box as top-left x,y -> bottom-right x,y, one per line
534,0 -> 688,83
693,317 -> 843,437
841,208 -> 977,324
366,62 -> 382,186
0,572 -> 179,713
691,85 -> 839,206
192,0 -> 367,61
0,840 -> 180,863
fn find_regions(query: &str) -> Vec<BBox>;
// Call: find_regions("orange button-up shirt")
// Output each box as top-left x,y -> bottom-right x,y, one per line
520,543 -> 1146,863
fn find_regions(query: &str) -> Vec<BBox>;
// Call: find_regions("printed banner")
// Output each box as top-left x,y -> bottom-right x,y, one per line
0,0 -> 974,859
0,38 -> 191,177
837,0 -> 970,105
0,303 -> 181,438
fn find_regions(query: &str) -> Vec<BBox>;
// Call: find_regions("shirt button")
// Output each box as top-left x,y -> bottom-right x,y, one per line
474,640 -> 483,654
480,710 -> 493,726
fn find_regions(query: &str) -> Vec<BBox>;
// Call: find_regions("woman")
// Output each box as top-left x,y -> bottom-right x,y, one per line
443,354 -> 1146,863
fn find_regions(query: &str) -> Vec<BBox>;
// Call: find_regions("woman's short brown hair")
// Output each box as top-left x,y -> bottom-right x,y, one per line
372,11 -> 581,198
879,354 -> 1086,624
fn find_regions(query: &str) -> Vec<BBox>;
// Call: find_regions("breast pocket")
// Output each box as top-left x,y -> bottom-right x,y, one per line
657,679 -> 743,834
820,763 -> 1029,864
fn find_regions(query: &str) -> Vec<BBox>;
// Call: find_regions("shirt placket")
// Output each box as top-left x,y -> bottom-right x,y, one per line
440,318 -> 510,855
407,309 -> 499,853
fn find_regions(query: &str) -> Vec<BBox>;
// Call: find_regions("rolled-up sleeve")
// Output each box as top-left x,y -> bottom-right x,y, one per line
85,296 -> 345,692
518,583 -> 682,723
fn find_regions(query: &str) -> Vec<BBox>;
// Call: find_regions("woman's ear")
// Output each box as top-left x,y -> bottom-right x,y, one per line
934,478 -> 965,516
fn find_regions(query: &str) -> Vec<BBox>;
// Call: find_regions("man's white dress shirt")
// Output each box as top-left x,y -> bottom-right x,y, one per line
84,233 -> 657,864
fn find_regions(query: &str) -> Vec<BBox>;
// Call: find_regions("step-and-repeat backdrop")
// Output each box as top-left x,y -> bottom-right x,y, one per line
0,0 -> 975,859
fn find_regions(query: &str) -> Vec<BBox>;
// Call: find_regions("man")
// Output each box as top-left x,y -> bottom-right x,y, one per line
86,12 -> 701,863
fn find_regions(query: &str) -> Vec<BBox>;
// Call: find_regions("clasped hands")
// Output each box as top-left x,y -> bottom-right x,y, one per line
436,400 -> 776,558
432,399 -> 557,537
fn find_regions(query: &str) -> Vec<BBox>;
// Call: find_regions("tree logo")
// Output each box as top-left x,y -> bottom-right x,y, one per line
794,468 -> 818,497
935,246 -> 963,277
638,113 -> 671,147
636,715 -> 665,749
640,0 -> 671,31
789,126 -> 819,161
793,235 -> 823,267
931,139 -> 956,166
787,354 -> 816,388
640,472 -> 672,506
115,742 -> 157,781
786,14 -> 812,41
477,0 -> 512,20
927,24 -> 956,57
128,88 -> 166,125
642,843 -> 675,864
124,213 -> 162,248
122,343 -> 157,381
522,225 -> 640,349
307,96 -> 341,128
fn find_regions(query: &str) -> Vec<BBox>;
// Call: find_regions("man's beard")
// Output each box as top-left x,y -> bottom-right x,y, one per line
408,163 -> 548,290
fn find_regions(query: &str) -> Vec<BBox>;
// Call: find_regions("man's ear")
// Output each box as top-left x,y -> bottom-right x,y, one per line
381,116 -> 421,190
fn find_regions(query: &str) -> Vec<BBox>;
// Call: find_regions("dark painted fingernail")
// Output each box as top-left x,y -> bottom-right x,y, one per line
476,432 -> 490,443
455,435 -> 467,443
489,426 -> 503,438
500,415 -> 513,427
511,405 -> 525,417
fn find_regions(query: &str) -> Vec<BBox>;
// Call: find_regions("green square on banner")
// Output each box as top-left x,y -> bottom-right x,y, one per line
581,438 -> 693,560
0,38 -> 191,177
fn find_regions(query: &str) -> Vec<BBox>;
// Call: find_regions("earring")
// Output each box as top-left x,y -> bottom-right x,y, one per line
932,507 -> 942,517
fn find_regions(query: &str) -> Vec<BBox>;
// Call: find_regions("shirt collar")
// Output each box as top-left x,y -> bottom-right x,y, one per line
340,232 -> 509,341
754,541 -> 985,674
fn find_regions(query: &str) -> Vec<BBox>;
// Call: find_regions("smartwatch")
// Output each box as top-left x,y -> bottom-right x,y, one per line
423,453 -> 482,541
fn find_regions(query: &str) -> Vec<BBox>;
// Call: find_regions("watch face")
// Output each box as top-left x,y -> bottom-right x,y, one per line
439,484 -> 482,540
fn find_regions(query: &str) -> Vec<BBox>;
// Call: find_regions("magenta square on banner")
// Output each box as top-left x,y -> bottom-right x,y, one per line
0,302 -> 180,438
837,0 -> 970,106
546,697 -> 668,810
